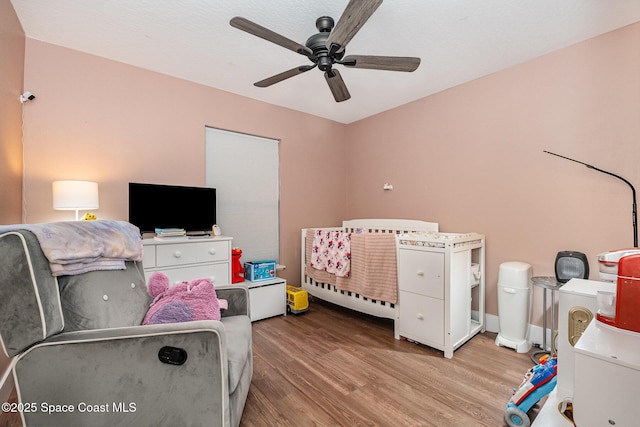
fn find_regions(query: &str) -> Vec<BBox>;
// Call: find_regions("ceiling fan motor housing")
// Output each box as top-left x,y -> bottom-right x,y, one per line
307,17 -> 344,71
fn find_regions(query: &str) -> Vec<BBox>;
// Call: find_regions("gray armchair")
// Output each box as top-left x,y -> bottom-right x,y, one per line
0,227 -> 252,427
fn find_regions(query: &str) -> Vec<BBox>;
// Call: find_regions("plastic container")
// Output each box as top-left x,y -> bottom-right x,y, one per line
495,261 -> 532,353
244,260 -> 276,282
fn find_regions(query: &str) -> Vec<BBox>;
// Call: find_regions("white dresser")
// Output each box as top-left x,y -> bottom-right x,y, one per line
395,232 -> 485,358
142,236 -> 286,322
142,236 -> 232,285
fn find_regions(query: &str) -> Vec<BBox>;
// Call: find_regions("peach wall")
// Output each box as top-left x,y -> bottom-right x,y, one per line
20,23 -> 640,329
22,39 -> 347,285
346,23 -> 640,323
0,0 -> 25,225
0,0 -> 24,397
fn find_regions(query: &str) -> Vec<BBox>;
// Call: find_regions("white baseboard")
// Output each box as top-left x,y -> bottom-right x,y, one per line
485,312 -> 500,333
485,313 -> 554,352
0,361 -> 15,403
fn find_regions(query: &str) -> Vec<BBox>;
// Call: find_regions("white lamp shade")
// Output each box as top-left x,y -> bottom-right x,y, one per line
52,180 -> 99,210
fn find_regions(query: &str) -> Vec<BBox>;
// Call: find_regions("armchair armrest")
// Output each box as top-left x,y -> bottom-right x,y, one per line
216,284 -> 250,317
14,321 -> 231,427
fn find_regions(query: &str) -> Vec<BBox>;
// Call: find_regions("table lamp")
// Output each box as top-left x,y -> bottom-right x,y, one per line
52,180 -> 99,220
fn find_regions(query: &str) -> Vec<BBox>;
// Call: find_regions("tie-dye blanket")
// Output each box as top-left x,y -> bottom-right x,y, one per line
0,220 -> 143,276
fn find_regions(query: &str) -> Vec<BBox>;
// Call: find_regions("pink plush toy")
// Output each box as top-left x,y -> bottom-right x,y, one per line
143,272 -> 228,325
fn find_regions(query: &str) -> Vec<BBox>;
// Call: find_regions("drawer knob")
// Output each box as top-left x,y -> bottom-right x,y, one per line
208,248 -> 216,255
416,313 -> 424,320
173,251 -> 182,259
416,270 -> 425,276
210,276 -> 216,282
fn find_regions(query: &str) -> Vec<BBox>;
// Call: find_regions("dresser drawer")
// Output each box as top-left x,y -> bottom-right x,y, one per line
156,243 -> 198,267
156,240 -> 229,267
147,263 -> 230,286
142,245 -> 156,268
397,291 -> 444,346
193,240 -> 229,263
397,248 -> 444,298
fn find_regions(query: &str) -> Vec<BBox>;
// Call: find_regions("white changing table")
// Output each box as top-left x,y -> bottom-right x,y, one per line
395,232 -> 485,358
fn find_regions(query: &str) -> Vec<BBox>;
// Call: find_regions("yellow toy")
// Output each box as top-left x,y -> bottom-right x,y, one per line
81,212 -> 97,221
286,285 -> 309,314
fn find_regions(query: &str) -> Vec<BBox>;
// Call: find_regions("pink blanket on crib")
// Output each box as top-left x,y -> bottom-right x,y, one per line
305,229 -> 398,304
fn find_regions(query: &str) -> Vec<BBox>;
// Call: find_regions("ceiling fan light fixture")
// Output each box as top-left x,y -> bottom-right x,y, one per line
317,55 -> 332,71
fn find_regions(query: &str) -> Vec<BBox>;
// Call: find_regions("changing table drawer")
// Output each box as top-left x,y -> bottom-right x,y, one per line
397,249 -> 444,298
397,291 -> 444,346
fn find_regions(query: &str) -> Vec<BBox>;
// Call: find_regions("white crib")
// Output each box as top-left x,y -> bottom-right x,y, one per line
300,219 -> 439,319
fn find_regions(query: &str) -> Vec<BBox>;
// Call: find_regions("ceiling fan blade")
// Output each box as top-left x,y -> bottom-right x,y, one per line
254,65 -> 316,88
326,0 -> 383,55
342,55 -> 420,72
230,17 -> 313,57
324,69 -> 351,102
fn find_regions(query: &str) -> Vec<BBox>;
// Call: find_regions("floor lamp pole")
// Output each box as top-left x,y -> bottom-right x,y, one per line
544,150 -> 638,248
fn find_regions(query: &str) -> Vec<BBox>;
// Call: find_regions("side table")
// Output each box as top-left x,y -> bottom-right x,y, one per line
531,276 -> 563,363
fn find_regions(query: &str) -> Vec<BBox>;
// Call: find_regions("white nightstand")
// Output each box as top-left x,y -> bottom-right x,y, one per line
245,278 -> 287,321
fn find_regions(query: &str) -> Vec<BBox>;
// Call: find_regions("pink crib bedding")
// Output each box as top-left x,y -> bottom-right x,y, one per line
305,229 -> 398,304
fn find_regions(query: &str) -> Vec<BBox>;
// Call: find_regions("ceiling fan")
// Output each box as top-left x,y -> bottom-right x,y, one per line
230,0 -> 420,102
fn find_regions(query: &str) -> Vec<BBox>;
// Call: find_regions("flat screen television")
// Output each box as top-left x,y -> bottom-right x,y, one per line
128,182 -> 216,235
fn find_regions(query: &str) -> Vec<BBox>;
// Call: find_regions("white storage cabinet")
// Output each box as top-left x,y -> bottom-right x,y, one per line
573,320 -> 640,426
245,278 -> 287,322
395,232 -> 485,358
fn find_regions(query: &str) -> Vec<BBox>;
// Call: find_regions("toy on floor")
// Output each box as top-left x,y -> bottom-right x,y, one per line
231,247 -> 245,283
286,285 -> 309,314
143,272 -> 227,325
505,354 -> 557,427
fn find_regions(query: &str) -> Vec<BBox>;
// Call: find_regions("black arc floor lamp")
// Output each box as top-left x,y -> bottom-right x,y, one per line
544,150 -> 638,248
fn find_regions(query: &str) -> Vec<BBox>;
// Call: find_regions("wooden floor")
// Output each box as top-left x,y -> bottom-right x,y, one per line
1,299 -> 542,427
241,299 -> 541,427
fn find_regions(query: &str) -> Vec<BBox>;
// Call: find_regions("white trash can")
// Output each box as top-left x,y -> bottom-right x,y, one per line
495,261 -> 532,353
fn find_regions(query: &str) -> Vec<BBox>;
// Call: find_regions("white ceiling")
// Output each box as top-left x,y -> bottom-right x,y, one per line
10,0 -> 640,124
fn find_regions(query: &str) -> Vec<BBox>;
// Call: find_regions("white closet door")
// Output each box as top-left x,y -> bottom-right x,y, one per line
205,127 -> 279,263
